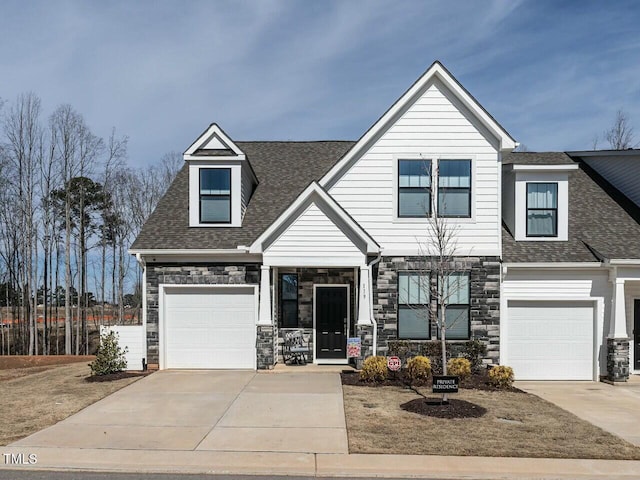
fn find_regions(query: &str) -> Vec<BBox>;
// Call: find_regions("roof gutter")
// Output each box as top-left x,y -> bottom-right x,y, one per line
502,262 -> 602,274
128,247 -> 251,256
604,259 -> 640,266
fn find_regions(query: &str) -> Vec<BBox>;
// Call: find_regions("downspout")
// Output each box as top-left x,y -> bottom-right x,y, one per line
135,254 -> 147,370
367,252 -> 382,357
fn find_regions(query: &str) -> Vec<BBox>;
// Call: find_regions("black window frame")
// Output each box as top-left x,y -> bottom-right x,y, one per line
526,182 -> 558,238
398,159 -> 432,218
279,273 -> 299,328
397,271 -> 431,340
199,168 -> 232,224
436,272 -> 471,340
437,159 -> 472,218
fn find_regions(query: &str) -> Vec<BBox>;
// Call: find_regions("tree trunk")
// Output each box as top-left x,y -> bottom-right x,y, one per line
64,199 -> 72,354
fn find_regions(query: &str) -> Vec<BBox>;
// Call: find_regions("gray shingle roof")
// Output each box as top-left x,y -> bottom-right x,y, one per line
130,141 -> 355,250
503,151 -> 575,165
502,153 -> 640,262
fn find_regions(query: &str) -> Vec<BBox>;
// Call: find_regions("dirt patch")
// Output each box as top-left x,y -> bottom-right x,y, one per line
0,362 -> 143,446
86,371 -> 151,382
401,397 -> 487,418
0,355 -> 95,370
342,384 -> 640,459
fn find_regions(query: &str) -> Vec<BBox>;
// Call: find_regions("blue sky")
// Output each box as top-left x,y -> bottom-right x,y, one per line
1,0 -> 639,166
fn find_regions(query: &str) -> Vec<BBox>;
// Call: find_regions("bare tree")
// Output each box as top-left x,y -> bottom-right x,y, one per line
604,109 -> 636,150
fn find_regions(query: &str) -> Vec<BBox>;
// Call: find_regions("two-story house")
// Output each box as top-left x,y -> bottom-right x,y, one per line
130,61 -> 640,382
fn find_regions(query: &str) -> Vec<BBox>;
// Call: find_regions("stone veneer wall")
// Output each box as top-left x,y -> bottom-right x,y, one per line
606,338 -> 629,383
145,263 -> 277,369
368,256 -> 501,364
277,268 -> 355,362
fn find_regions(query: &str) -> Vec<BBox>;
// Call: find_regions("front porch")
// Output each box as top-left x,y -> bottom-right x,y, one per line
258,266 -> 374,367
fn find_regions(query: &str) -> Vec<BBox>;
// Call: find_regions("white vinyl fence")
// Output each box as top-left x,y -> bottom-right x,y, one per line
100,325 -> 146,371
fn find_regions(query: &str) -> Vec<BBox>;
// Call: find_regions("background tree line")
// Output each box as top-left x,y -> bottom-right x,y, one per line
0,93 -> 181,356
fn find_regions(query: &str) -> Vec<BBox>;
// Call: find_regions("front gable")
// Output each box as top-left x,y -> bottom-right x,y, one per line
319,61 -> 515,257
250,182 -> 379,267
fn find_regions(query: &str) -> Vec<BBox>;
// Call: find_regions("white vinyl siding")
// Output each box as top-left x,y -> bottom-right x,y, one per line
100,325 -> 145,371
328,81 -> 500,256
162,286 -> 257,369
263,202 -> 365,267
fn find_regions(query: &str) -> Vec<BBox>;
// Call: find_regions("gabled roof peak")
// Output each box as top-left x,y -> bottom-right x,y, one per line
183,123 -> 246,161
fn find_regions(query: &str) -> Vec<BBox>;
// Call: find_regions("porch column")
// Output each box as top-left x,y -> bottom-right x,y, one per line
609,278 -> 628,338
357,265 -> 372,325
258,265 -> 272,325
607,277 -> 630,383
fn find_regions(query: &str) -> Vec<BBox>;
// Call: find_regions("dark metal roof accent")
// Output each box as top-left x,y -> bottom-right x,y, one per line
502,153 -> 640,262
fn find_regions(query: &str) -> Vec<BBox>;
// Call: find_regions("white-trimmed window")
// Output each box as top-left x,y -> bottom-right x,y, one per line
526,182 -> 558,237
199,168 -> 231,224
438,159 -> 471,218
398,160 -> 432,217
398,272 -> 430,339
437,272 -> 470,340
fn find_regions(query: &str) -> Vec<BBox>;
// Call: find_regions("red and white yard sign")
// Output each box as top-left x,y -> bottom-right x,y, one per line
387,356 -> 401,371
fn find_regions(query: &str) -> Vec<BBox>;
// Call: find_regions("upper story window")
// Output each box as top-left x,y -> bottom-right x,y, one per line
398,272 -> 430,339
199,168 -> 231,224
438,159 -> 471,218
526,182 -> 558,237
398,160 -> 431,217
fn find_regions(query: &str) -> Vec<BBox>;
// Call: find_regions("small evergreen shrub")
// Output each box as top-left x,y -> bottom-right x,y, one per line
488,365 -> 515,389
387,340 -> 416,361
447,357 -> 471,379
359,355 -> 388,382
461,339 -> 487,373
90,331 -> 128,376
405,355 -> 431,383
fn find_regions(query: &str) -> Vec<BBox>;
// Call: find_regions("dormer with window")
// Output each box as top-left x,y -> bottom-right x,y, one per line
185,124 -> 257,227
502,162 -> 578,241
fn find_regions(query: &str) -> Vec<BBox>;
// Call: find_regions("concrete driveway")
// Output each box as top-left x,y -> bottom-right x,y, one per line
517,376 -> 640,447
11,370 -> 348,454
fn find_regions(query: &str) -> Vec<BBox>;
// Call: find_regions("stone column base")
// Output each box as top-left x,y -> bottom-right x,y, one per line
355,324 -> 374,369
257,325 -> 277,370
605,337 -> 629,383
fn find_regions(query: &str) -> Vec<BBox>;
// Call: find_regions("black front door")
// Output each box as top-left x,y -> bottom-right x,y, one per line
315,286 -> 348,359
635,300 -> 640,370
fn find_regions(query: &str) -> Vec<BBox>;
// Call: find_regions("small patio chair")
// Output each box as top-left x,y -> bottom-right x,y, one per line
283,330 -> 310,365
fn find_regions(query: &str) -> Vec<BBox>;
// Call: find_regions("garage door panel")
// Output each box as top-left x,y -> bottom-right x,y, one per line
507,301 -> 594,380
164,287 -> 256,369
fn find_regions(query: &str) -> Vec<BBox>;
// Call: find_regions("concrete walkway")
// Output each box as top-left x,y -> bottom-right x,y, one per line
10,370 -> 348,454
517,376 -> 640,447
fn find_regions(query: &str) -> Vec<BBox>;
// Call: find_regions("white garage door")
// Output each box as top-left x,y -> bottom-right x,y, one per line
507,301 -> 594,380
164,286 -> 256,369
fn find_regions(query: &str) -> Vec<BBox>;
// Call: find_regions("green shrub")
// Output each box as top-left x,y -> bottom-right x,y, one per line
359,355 -> 388,382
488,365 -> 515,389
405,355 -> 431,383
387,340 -> 416,360
461,339 -> 487,373
90,331 -> 128,376
447,357 -> 471,379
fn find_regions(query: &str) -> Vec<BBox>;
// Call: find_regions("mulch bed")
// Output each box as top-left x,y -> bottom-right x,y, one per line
85,371 -> 151,383
341,369 -> 522,393
401,397 -> 488,418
